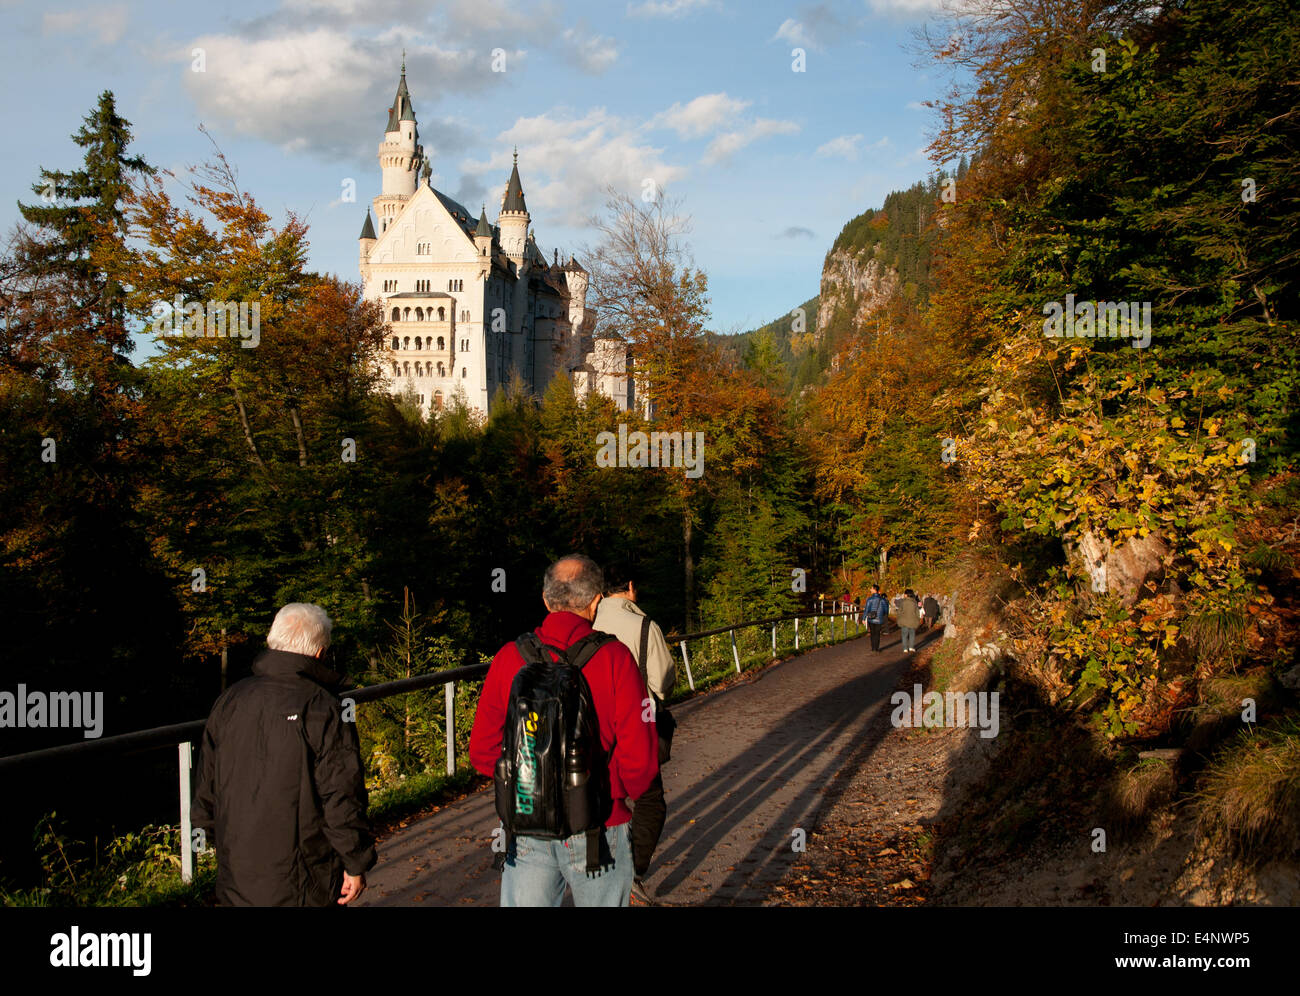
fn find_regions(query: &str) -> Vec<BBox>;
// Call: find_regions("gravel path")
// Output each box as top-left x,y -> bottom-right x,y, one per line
358,624 -> 933,906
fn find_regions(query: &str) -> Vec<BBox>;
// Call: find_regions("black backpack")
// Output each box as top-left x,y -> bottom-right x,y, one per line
493,630 -> 616,875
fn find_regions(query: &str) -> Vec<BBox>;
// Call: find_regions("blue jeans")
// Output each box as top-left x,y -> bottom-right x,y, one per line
500,822 -> 633,907
901,626 -> 916,651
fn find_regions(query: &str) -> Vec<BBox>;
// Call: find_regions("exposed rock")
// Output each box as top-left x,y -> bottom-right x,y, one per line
816,247 -> 899,342
1279,665 -> 1300,692
1071,529 -> 1170,607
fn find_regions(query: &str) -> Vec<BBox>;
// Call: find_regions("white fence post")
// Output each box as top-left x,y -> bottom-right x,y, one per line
445,682 -> 455,776
730,629 -> 742,673
794,616 -> 800,649
771,622 -> 777,656
679,640 -> 695,691
179,741 -> 193,884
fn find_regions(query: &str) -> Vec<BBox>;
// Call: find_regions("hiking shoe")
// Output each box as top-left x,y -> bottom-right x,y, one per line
630,877 -> 655,906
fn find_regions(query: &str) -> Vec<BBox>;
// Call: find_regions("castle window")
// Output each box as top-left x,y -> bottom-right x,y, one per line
391,337 -> 399,350
391,307 -> 400,322
415,362 -> 422,376
415,308 -> 424,322
403,361 -> 410,375
437,362 -> 445,376
403,336 -> 410,349
437,336 -> 445,350
462,368 -> 467,378
437,307 -> 445,321
434,391 -> 443,410
415,336 -> 422,350
403,307 -> 411,321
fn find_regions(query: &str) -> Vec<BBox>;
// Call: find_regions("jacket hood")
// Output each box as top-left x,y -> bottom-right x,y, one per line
252,648 -> 344,691
535,610 -> 596,647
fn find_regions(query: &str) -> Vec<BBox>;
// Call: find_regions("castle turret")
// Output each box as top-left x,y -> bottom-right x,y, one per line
498,149 -> 529,266
474,204 -> 493,258
563,255 -> 590,333
359,209 -> 377,279
373,60 -> 423,234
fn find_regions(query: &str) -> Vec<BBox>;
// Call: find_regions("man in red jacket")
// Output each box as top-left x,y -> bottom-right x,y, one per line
470,554 -> 658,907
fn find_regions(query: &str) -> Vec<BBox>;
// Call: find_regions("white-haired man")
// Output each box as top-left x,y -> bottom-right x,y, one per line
192,602 -> 376,906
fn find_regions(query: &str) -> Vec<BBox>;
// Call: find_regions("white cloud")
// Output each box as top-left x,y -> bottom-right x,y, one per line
462,108 -> 689,227
561,26 -> 620,74
865,0 -> 947,15
703,118 -> 800,165
649,93 -> 751,139
816,133 -> 864,159
626,0 -> 717,17
773,18 -> 815,50
179,28 -> 511,160
43,3 -> 127,45
772,4 -> 853,51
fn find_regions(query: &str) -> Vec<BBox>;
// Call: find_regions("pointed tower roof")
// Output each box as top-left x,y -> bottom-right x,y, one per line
502,148 -> 527,213
385,59 -> 416,132
563,255 -> 587,275
475,204 -> 493,238
359,210 -> 376,240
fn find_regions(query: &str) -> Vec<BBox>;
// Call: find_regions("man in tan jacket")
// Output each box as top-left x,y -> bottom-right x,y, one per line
593,568 -> 675,903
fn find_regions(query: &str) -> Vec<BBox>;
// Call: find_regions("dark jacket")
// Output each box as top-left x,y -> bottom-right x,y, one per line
191,649 -> 376,906
924,596 -> 941,624
896,596 -> 922,629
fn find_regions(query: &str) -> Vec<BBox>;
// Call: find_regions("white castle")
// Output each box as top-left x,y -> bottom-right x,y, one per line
358,63 -> 633,416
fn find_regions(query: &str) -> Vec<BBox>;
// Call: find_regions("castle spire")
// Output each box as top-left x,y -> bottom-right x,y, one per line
502,150 -> 527,214
386,60 -> 415,132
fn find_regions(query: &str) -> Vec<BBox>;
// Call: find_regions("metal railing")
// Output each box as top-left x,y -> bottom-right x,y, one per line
0,603 -> 863,882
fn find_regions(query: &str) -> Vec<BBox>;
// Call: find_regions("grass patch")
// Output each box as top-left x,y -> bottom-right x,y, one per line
1196,714 -> 1300,866
367,766 -> 480,829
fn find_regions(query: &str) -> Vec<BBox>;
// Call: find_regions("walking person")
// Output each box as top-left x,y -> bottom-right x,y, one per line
191,603 -> 376,906
924,593 -> 942,631
864,584 -> 890,653
593,568 -> 676,905
469,555 -> 658,907
897,589 -> 922,654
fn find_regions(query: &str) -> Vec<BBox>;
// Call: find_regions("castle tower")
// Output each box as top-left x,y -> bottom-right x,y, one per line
373,60 -> 423,234
358,209 -> 377,281
473,204 -> 493,258
498,149 -> 530,266
562,256 -> 590,334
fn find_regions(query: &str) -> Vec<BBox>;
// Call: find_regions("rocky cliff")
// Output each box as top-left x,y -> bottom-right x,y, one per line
815,246 -> 900,342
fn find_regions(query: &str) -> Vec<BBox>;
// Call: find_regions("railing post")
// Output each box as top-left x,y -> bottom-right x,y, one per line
679,640 -> 695,691
179,741 -> 193,885
730,629 -> 742,673
771,622 -> 777,656
794,616 -> 800,649
444,682 -> 455,776
813,614 -> 818,643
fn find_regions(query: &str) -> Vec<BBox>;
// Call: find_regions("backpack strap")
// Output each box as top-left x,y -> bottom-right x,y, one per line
637,616 -> 651,685
564,630 -> 618,671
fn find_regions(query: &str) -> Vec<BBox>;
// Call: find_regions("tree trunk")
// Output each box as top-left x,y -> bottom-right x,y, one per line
683,509 -> 695,630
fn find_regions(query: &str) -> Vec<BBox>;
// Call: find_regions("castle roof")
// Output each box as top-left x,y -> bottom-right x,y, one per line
385,66 -> 416,133
431,189 -> 480,238
359,210 -> 376,241
562,255 -> 587,275
502,150 -> 527,214
475,205 -> 493,238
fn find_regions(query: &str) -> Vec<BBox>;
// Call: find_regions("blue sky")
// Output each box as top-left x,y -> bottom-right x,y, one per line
1,0 -> 956,339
